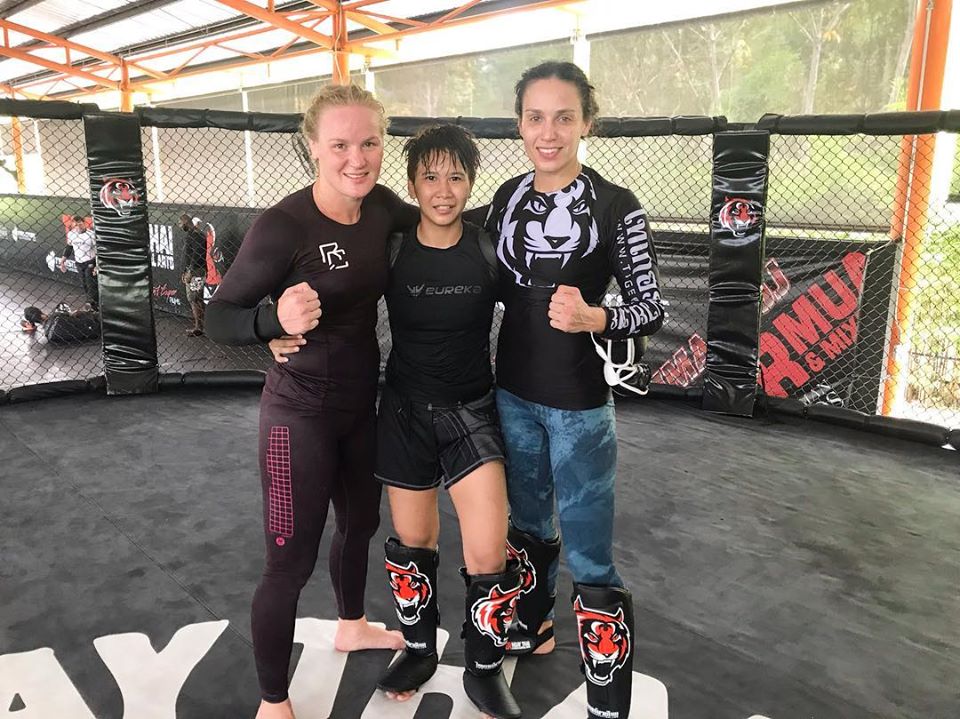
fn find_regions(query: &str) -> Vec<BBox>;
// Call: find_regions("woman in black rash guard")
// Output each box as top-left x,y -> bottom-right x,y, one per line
205,85 -> 415,719
271,124 -> 522,719
484,62 -> 665,719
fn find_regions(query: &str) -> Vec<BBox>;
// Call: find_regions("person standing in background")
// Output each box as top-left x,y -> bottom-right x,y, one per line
179,214 -> 207,336
60,215 -> 98,310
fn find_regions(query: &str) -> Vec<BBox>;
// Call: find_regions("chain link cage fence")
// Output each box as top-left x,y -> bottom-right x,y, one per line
139,122 -> 310,375
0,114 -> 101,392
763,124 -> 960,431
0,103 -> 957,433
135,116 -> 716,384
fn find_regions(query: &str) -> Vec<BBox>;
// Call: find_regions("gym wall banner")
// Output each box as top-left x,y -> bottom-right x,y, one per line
651,235 -> 897,410
147,203 -> 257,318
632,231 -> 711,378
0,194 -> 92,283
0,193 -> 257,318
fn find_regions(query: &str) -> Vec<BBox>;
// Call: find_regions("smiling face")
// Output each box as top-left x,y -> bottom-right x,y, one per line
408,152 -> 472,234
307,104 -> 384,204
518,77 -> 592,191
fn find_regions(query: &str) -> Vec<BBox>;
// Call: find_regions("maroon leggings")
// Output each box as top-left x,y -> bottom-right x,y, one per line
253,390 -> 382,703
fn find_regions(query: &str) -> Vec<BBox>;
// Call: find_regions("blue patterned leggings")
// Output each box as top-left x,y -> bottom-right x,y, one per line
495,387 -> 623,602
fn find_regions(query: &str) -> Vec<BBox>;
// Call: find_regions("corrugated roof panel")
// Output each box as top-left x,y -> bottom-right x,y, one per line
368,0 -> 471,19
9,0 -> 129,34
68,0 -> 244,53
0,59 -> 50,83
1,28 -> 35,46
133,27 -> 303,74
1,0 -> 602,92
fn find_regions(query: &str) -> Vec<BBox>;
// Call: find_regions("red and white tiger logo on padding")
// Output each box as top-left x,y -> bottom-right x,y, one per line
99,178 -> 141,217
573,595 -> 631,687
506,540 -> 537,596
718,196 -> 763,237
471,579 -> 524,646
386,559 -> 432,626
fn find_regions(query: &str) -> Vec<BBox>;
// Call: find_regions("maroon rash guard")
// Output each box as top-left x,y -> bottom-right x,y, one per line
207,184 -> 415,703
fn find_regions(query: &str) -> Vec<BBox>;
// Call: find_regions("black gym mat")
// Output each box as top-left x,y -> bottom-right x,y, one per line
1,388 -> 957,718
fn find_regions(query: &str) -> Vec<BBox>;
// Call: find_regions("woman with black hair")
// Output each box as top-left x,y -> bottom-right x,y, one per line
483,61 -> 665,719
272,123 -> 522,719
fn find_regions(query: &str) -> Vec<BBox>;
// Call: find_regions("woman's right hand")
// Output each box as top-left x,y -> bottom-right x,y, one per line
268,335 -> 305,363
277,281 -> 322,334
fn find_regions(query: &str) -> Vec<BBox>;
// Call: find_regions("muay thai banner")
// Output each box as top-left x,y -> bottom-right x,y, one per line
0,193 -> 256,318
146,203 -> 257,318
650,233 -> 897,411
638,231 -> 711,384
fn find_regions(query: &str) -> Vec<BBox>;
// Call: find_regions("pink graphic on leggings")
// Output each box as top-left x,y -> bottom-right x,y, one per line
267,426 -> 293,543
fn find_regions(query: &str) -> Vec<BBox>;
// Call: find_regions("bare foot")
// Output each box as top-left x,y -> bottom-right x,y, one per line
334,616 -> 404,652
533,620 -> 555,655
384,689 -> 417,702
255,698 -> 295,719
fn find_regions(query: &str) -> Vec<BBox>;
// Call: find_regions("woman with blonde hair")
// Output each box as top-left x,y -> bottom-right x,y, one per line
207,84 -> 416,719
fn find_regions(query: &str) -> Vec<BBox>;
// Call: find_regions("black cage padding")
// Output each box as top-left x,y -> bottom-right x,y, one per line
703,130 -> 770,416
84,111 -> 158,395
388,116 -> 518,138
805,403 -> 869,429
4,378 -> 103,404
865,415 -> 951,448
948,430 -> 960,453
0,98 -> 99,120
136,106 -> 302,133
388,114 -> 726,138
757,110 -> 960,135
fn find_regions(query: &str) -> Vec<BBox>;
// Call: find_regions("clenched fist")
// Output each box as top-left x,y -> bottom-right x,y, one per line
548,284 -> 606,334
277,281 -> 322,335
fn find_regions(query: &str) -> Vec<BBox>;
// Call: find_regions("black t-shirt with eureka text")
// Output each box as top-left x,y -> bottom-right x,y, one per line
384,221 -> 497,404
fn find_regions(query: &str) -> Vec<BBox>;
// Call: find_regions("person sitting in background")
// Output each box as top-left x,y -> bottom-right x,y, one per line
179,213 -> 207,336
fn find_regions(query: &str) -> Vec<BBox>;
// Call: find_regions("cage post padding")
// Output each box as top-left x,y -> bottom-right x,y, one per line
703,130 -> 770,415
84,111 -> 158,395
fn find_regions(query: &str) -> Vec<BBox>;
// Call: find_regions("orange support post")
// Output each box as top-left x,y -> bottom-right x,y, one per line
881,0 -> 953,415
120,60 -> 133,111
332,2 -> 350,85
11,116 -> 26,193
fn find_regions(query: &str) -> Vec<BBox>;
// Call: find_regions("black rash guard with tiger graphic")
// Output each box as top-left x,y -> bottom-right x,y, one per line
484,166 -> 664,410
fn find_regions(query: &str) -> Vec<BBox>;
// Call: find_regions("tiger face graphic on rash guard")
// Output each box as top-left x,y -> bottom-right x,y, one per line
498,173 -> 599,287
485,166 -> 664,410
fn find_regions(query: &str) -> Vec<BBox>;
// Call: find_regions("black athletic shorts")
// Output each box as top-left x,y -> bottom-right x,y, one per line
375,384 -> 505,491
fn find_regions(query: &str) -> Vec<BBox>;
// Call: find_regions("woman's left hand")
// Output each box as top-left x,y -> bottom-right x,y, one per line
268,334 -> 305,363
548,285 -> 606,334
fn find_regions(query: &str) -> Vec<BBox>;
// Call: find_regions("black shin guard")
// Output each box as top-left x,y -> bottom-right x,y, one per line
505,524 -> 561,655
572,584 -> 635,719
461,561 -> 523,719
378,538 -> 439,694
